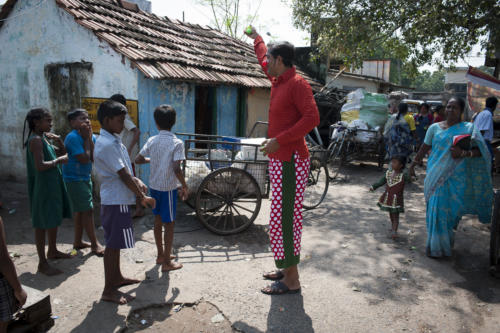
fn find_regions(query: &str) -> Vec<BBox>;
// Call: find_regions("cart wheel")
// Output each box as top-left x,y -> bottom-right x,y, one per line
489,190 -> 500,270
303,158 -> 329,210
195,167 -> 262,235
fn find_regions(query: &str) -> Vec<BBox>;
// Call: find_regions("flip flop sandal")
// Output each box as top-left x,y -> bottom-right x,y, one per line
261,281 -> 301,295
262,270 -> 284,281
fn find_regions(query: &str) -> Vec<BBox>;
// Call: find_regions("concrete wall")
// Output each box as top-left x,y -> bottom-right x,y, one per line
0,0 -> 138,180
136,74 -> 195,181
216,86 -> 238,137
246,88 -> 270,137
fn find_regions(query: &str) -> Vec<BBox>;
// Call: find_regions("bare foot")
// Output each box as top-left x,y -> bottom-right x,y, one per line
38,263 -> 62,276
101,290 -> 135,305
156,255 -> 176,264
162,262 -> 183,272
91,245 -> 105,257
391,231 -> 399,240
73,242 -> 91,250
117,277 -> 141,287
47,250 -> 72,259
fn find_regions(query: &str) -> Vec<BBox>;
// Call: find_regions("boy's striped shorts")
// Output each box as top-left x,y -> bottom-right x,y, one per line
100,204 -> 135,249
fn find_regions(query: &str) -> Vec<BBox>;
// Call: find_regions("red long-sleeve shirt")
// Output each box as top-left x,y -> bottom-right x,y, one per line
253,35 -> 320,161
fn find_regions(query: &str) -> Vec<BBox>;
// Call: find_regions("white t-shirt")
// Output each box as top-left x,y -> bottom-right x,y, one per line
119,114 -> 139,160
474,109 -> 493,141
139,131 -> 185,191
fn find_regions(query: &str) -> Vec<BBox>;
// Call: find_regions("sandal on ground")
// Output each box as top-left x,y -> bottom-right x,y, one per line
261,281 -> 301,295
262,270 -> 284,281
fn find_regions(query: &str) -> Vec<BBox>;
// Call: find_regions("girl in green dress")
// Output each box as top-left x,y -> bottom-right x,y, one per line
23,108 -> 72,276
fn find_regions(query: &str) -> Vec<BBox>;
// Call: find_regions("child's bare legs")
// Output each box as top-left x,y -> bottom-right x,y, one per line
73,212 -> 90,249
389,213 -> 400,239
102,248 -> 138,304
46,227 -> 72,259
162,221 -> 182,272
35,229 -> 62,276
154,216 -> 176,264
154,215 -> 164,263
82,210 -> 104,255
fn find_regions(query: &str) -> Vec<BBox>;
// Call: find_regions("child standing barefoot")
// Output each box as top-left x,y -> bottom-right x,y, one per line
135,105 -> 188,272
63,109 -> 104,256
94,100 -> 155,305
370,156 -> 411,240
23,108 -> 73,276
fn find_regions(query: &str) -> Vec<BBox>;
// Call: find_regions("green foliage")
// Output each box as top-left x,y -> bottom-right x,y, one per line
289,0 -> 499,78
401,69 -> 445,92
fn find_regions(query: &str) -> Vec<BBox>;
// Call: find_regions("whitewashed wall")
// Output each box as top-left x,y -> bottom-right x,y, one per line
0,0 -> 139,180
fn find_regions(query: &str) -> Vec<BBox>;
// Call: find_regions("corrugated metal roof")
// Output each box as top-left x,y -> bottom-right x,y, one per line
0,0 -> 323,90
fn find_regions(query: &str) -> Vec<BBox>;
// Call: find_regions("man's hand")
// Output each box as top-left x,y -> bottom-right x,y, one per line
140,196 -> 156,209
244,25 -> 259,39
14,288 -> 27,308
179,186 -> 188,201
260,138 -> 280,156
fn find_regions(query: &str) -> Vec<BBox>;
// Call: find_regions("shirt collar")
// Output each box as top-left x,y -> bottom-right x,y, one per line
159,130 -> 173,136
100,128 -> 121,143
272,66 -> 296,86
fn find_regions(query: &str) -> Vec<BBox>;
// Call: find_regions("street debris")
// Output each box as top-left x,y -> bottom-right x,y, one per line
135,258 -> 144,263
140,319 -> 147,325
211,313 -> 225,323
352,286 -> 361,292
173,304 -> 183,312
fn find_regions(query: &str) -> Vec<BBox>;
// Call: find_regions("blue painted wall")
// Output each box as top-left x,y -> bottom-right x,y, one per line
216,86 -> 238,137
136,74 -> 195,181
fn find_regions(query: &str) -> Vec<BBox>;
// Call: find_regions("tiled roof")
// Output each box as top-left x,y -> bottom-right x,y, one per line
0,0 -> 323,90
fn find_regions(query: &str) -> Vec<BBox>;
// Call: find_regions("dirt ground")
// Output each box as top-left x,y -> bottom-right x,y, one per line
2,163 -> 500,333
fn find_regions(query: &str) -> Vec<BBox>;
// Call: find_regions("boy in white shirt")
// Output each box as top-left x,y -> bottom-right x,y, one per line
136,105 -> 188,272
94,100 -> 155,304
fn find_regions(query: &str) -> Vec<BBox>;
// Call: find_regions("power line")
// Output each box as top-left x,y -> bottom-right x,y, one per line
0,0 -> 48,22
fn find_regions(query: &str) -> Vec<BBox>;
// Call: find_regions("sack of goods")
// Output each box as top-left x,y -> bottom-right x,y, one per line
340,88 -> 389,128
348,119 -> 378,143
185,160 -> 211,195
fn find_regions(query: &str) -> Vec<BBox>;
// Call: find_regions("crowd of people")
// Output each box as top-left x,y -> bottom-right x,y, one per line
379,95 -> 498,255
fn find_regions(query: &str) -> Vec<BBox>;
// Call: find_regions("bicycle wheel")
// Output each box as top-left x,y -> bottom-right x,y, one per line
489,190 -> 500,269
328,139 -> 344,180
303,158 -> 329,210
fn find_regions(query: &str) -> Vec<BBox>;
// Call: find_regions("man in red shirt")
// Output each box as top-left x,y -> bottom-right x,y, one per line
246,27 -> 320,295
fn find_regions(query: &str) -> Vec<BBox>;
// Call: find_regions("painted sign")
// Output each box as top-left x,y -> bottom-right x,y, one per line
81,97 -> 139,133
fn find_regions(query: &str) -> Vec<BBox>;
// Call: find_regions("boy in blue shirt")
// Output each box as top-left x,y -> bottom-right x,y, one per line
63,109 -> 104,256
94,100 -> 155,305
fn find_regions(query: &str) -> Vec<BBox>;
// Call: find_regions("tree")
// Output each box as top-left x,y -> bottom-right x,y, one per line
401,69 -> 445,92
289,0 -> 500,78
196,0 -> 262,39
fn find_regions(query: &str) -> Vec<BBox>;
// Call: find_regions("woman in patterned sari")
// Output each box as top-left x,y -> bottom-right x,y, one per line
410,97 -> 493,258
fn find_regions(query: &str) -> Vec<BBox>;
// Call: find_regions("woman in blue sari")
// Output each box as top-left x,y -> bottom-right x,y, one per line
410,97 -> 493,258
